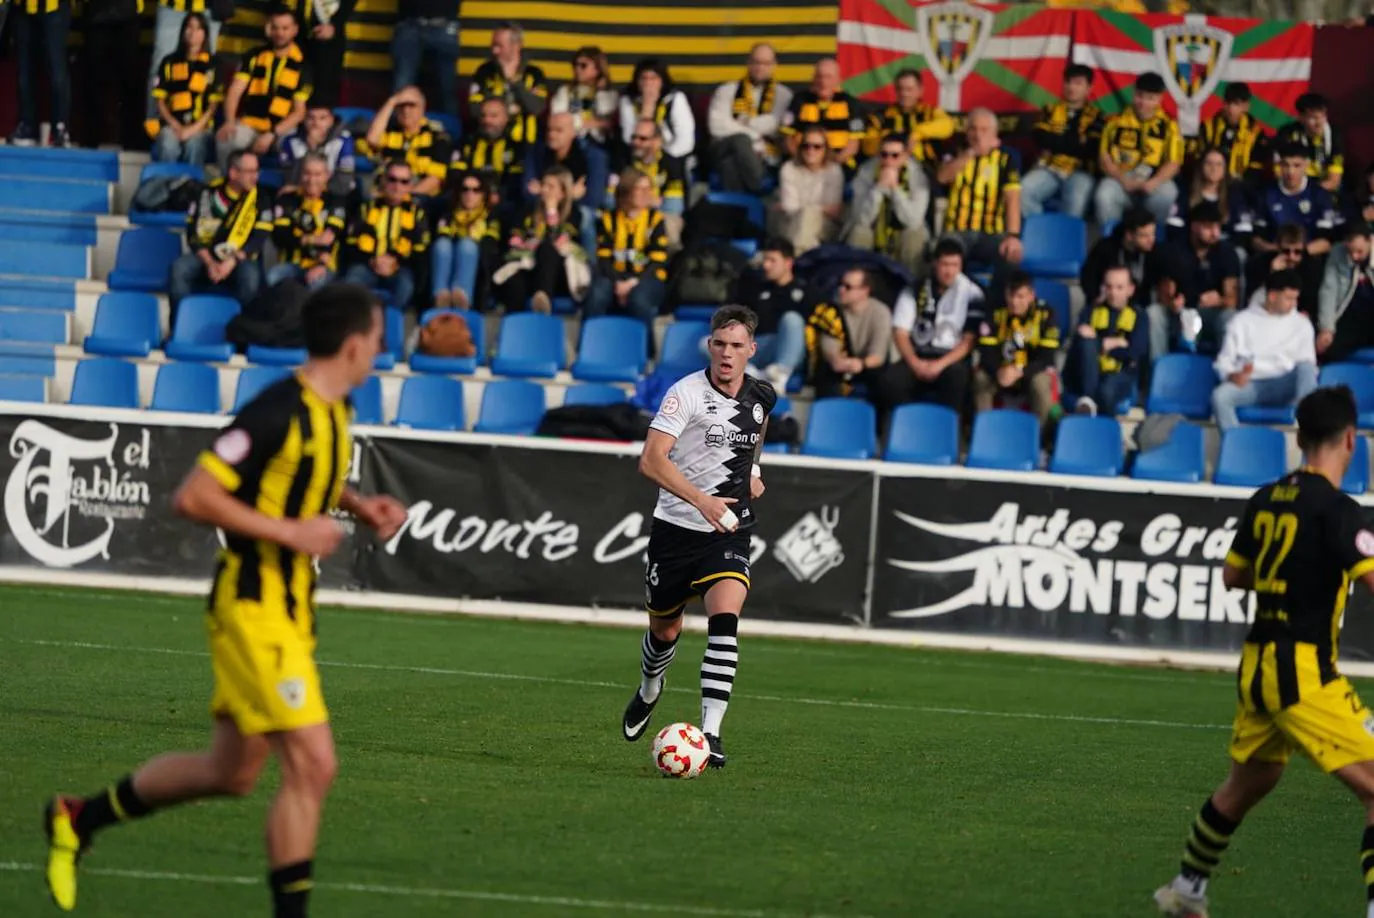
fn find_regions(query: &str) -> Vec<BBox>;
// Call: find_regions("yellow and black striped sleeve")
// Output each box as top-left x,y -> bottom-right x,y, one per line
595,212 -> 614,268
1226,499 -> 1258,570
1163,120 -> 1185,167
645,212 -> 669,282
198,383 -> 295,496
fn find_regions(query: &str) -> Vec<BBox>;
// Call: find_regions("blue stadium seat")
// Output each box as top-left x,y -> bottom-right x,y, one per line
150,361 -> 219,413
233,366 -> 292,411
1348,348 -> 1374,364
704,191 -> 764,228
562,383 -> 627,407
675,304 -> 718,322
332,107 -> 377,133
352,375 -> 383,425
409,308 -> 484,374
884,403 -> 959,465
258,168 -> 285,194
1036,279 -> 1072,340
474,379 -> 546,435
83,292 -> 161,357
384,306 -> 406,362
164,295 -> 239,362
70,358 -> 138,408
0,374 -> 46,402
108,228 -> 182,293
1049,415 -> 1124,477
1235,404 -> 1295,425
0,308 -> 67,344
1345,435 -> 1370,494
1214,426 -> 1286,487
0,240 -> 88,280
129,162 -> 206,227
572,316 -> 647,382
801,398 -> 876,460
1146,353 -> 1216,420
966,409 -> 1039,471
396,375 -> 465,431
773,395 -> 792,416
1130,421 -> 1205,483
1320,363 -> 1374,428
1020,213 -> 1086,278
657,320 -> 709,379
245,345 -> 307,367
490,313 -> 564,378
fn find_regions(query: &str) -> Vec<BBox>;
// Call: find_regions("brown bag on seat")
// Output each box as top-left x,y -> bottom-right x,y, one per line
418,311 -> 476,358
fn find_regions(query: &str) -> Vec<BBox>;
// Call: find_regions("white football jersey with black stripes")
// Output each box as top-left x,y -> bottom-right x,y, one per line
648,371 -> 777,533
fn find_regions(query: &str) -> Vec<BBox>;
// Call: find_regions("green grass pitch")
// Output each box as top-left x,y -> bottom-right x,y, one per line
0,582 -> 1368,917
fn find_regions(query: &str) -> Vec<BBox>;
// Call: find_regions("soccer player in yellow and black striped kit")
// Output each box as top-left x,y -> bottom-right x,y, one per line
1154,385 -> 1374,918
42,284 -> 408,918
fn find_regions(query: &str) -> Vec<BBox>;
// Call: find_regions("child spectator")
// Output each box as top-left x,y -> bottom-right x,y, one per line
973,271 -> 1061,426
1063,265 -> 1147,416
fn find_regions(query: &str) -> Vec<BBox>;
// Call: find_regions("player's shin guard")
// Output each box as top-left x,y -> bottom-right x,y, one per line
1179,799 -> 1238,894
700,614 -> 739,738
269,860 -> 314,918
71,775 -> 154,840
640,631 -> 678,703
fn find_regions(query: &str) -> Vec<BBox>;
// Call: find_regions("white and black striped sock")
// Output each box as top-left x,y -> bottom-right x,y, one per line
700,614 -> 739,736
639,631 -> 677,703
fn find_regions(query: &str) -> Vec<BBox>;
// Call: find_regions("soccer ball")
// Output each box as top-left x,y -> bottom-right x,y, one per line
652,722 -> 710,779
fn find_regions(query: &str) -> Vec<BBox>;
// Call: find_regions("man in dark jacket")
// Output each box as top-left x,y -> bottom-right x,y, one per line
1079,206 -> 1165,312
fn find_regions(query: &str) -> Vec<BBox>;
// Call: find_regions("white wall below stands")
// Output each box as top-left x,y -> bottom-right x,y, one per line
3,401 -> 1374,677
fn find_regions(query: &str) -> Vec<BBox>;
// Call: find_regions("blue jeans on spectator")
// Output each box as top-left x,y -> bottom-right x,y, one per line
582,138 -> 611,210
390,18 -> 459,117
1020,167 -> 1094,219
146,7 -> 221,121
265,263 -> 333,289
577,206 -> 598,261
1063,335 -> 1136,414
1212,363 -> 1319,430
343,263 -> 417,312
584,274 -> 666,346
429,236 -> 481,302
153,127 -> 212,165
168,253 -> 261,326
1095,176 -> 1178,227
14,6 -> 71,128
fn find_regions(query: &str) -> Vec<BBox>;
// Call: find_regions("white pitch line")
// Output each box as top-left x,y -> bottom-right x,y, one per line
5,637 -> 1228,732
0,862 -> 855,918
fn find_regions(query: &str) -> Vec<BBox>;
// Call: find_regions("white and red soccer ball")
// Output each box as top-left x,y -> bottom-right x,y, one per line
652,722 -> 710,779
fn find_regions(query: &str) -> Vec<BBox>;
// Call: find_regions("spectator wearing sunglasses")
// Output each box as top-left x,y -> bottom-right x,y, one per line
845,133 -> 930,273
431,172 -> 498,310
550,46 -> 615,208
1246,223 -> 1321,316
360,86 -> 451,199
773,126 -> 844,253
803,267 -> 892,399
342,160 -> 430,311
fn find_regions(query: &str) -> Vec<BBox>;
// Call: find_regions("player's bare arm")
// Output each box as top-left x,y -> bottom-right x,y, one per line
1221,559 -> 1254,592
639,429 -> 737,533
338,488 -> 408,539
174,466 -> 344,559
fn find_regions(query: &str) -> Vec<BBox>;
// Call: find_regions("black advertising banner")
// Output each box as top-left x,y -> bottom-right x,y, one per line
0,413 -> 362,589
0,414 -> 218,575
872,474 -> 1374,657
361,436 -> 872,623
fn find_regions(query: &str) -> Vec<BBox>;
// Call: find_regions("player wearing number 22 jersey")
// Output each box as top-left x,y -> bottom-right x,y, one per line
42,284 -> 408,918
621,304 -> 776,769
1155,385 -> 1374,918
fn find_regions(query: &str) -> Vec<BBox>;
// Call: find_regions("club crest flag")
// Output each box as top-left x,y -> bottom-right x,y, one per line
838,0 -> 1074,112
1071,11 -> 1313,134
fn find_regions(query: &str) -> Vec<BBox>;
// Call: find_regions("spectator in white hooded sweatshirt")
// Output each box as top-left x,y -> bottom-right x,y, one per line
1211,269 -> 1317,430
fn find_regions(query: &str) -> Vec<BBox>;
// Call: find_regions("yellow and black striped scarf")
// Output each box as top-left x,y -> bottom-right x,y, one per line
192,180 -> 260,254
804,301 -> 850,389
237,43 -> 309,133
873,162 -> 911,257
441,206 -> 490,242
732,76 -> 777,119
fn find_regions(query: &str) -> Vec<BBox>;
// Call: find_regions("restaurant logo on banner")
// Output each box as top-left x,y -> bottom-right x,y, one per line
4,420 -> 152,568
1071,11 -> 1313,134
838,0 -> 1073,112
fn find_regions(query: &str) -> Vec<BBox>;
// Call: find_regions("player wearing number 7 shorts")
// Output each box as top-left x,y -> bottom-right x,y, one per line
621,305 -> 776,768
1154,386 -> 1374,918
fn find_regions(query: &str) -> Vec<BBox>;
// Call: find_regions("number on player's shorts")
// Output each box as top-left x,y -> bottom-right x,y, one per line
1253,511 -> 1298,595
647,562 -> 659,586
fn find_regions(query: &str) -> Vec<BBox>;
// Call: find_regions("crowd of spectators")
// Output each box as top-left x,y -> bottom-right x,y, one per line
7,1 -> 1374,443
